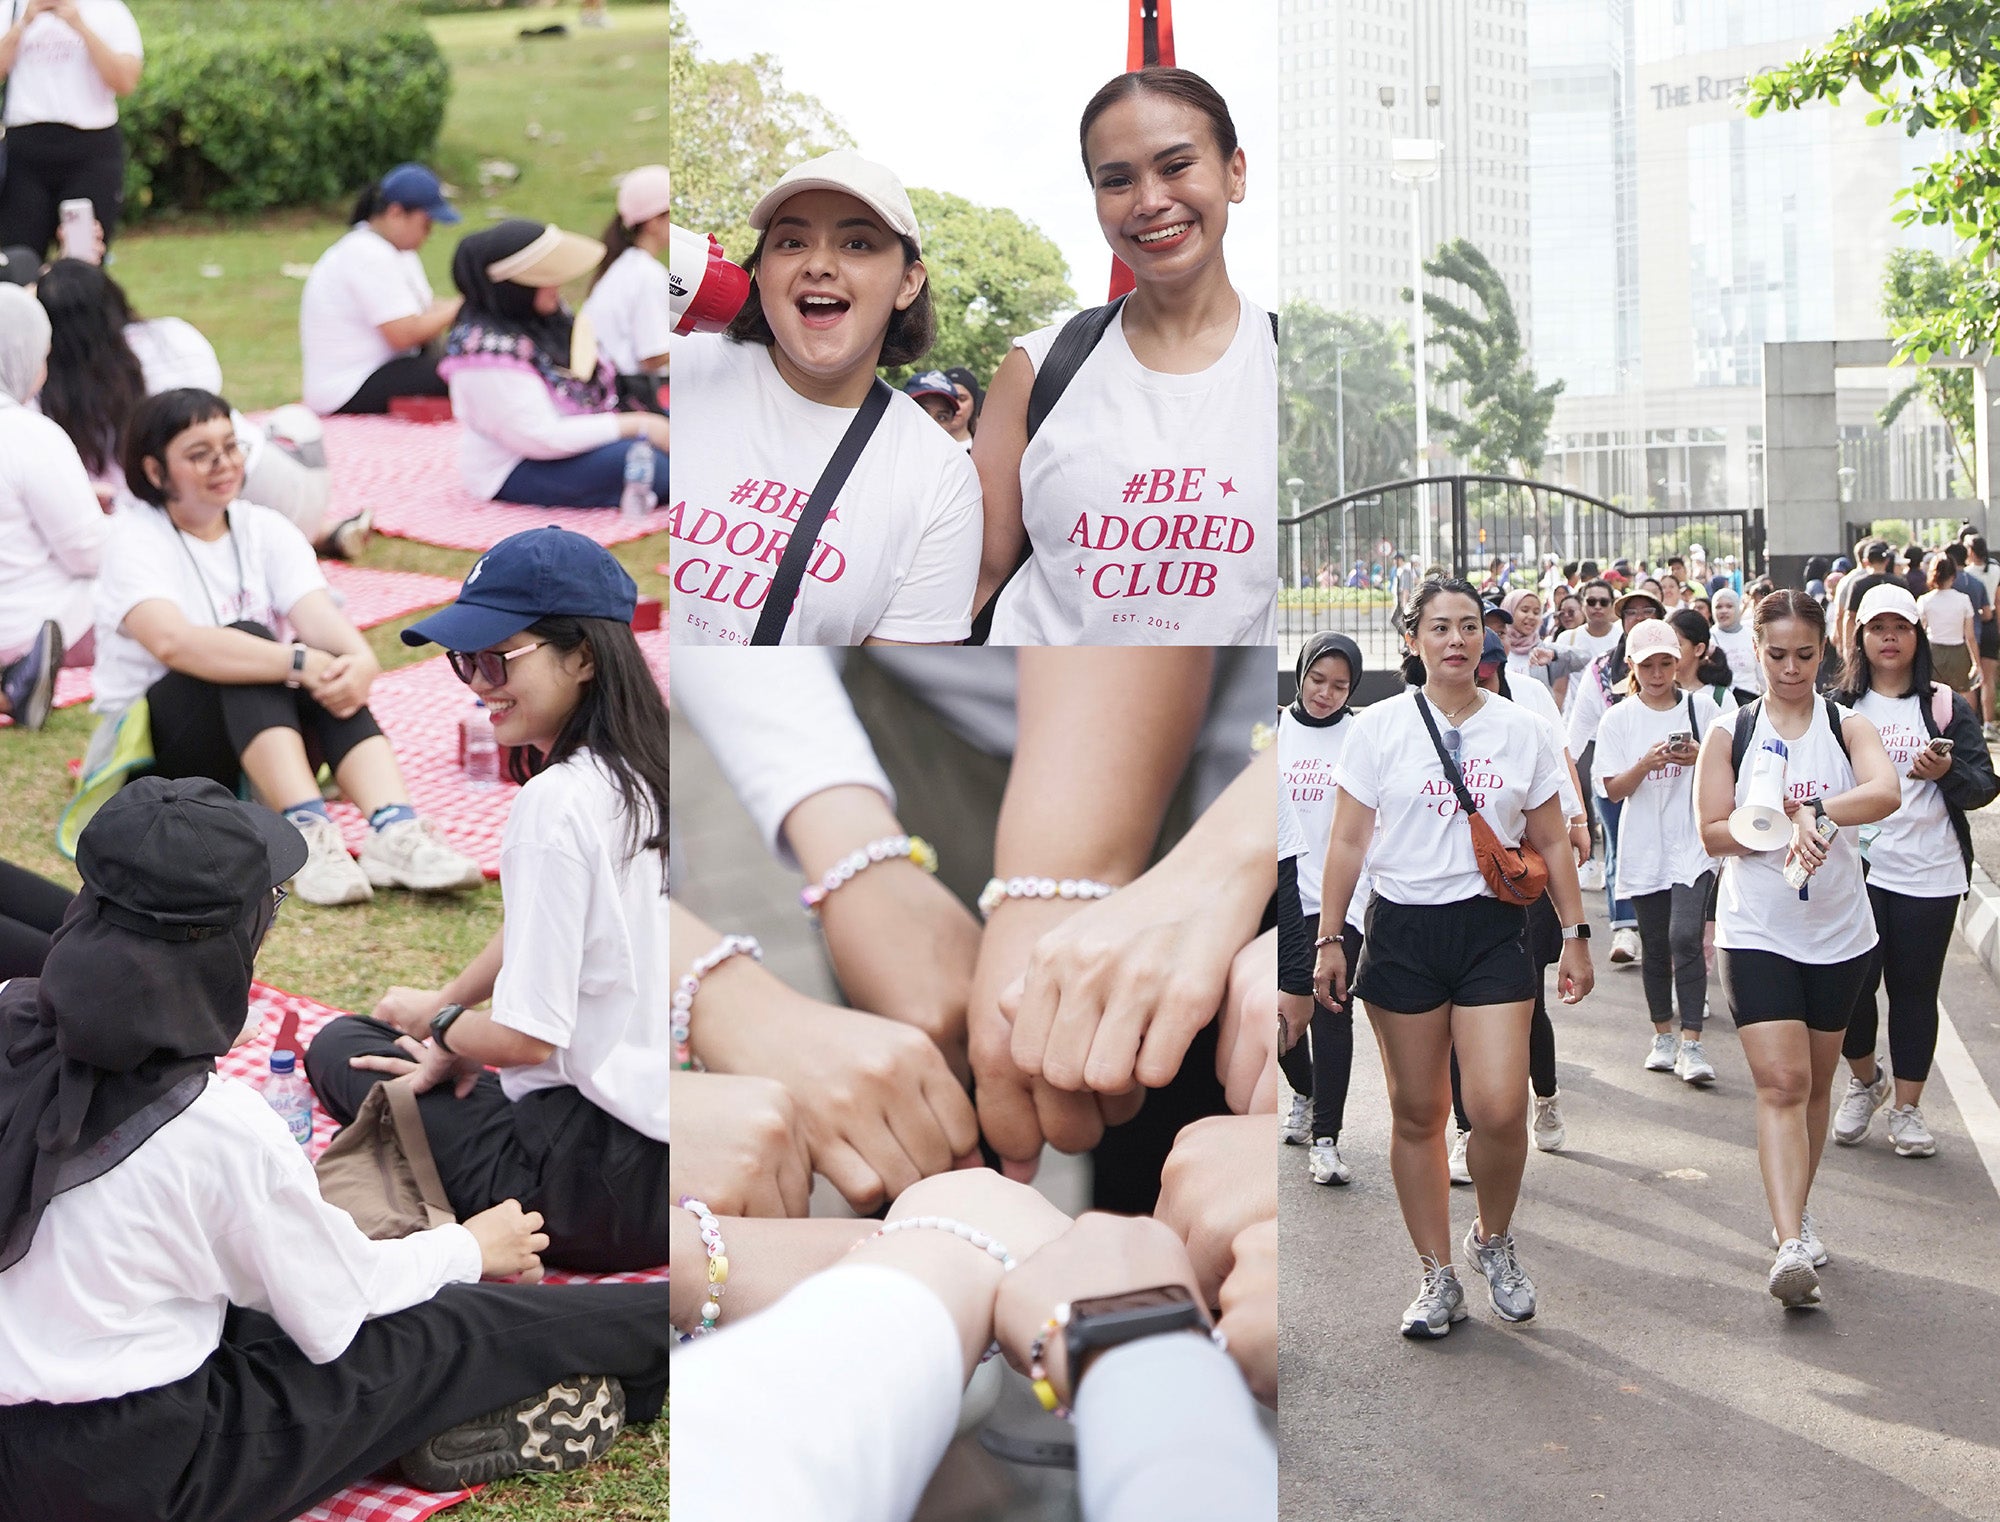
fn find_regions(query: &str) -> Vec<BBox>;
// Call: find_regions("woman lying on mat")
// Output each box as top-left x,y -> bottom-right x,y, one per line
438,219 -> 668,509
87,387 -> 483,906
0,779 -> 672,1522
307,527 -> 671,1272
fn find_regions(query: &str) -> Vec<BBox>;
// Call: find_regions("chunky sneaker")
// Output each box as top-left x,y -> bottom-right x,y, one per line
1464,1222 -> 1537,1322
1645,1031 -> 1680,1072
1886,1103 -> 1936,1158
1771,1211 -> 1828,1267
1610,927 -> 1640,965
1531,1091 -> 1566,1151
1309,1137 -> 1351,1185
326,507 -> 374,562
1675,1040 -> 1716,1086
393,1374 -> 625,1491
1399,1256 -> 1467,1339
1448,1126 -> 1473,1185
1768,1239 -> 1821,1307
1577,857 -> 1604,891
291,814 -> 373,906
0,620 -> 61,732
1282,1092 -> 1312,1146
1833,1065 -> 1892,1146
360,817 -> 485,892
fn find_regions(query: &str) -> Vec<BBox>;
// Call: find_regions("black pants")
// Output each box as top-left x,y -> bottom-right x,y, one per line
0,123 -> 126,258
1277,923 -> 1359,1143
1630,873 -> 1713,1031
306,1015 -> 670,1272
335,352 -> 449,415
146,622 -> 383,794
1452,897 -> 1559,1131
1844,884 -> 1959,1084
0,857 -> 72,980
0,1282 -> 671,1522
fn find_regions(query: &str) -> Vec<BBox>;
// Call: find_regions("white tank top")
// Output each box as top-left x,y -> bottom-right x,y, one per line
1714,700 -> 1878,963
988,290 -> 1277,646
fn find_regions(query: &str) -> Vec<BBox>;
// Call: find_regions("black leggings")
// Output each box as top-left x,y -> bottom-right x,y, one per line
1630,872 -> 1713,1031
334,352 -> 449,415
1844,883 -> 1959,1084
0,858 -> 73,980
0,123 -> 126,258
1277,923 -> 1359,1142
0,1283 -> 672,1522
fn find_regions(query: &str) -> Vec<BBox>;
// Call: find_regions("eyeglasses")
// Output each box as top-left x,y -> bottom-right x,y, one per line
1583,597 -> 1612,608
448,641 -> 545,687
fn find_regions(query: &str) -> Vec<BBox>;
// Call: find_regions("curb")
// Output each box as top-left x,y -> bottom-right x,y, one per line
1957,863 -> 2000,986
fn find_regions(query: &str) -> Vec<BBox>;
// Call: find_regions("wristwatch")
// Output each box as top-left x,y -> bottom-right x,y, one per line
1060,1284 -> 1215,1396
429,1003 -> 467,1053
1807,795 -> 1829,826
285,643 -> 309,689
1560,922 -> 1592,941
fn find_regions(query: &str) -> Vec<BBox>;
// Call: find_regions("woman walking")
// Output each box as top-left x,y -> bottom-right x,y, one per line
1918,554 -> 1978,696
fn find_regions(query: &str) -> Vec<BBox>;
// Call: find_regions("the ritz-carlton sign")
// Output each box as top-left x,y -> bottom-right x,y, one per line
1652,74 -> 1752,108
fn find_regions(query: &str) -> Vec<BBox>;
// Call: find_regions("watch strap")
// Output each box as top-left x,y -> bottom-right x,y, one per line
429,1002 -> 466,1053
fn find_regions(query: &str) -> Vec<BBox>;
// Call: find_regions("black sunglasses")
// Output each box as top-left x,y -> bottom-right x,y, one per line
448,641 -> 545,687
1583,596 -> 1612,607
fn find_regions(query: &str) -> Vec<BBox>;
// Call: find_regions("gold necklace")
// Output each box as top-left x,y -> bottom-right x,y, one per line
1425,686 -> 1482,726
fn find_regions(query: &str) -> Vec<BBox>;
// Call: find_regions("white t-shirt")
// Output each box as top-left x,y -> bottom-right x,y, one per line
1712,700 -> 1878,962
1592,689 -> 1721,897
0,402 -> 106,654
492,749 -> 670,1142
1565,649 -> 1622,756
1851,688 -> 1968,898
443,365 -> 624,501
1711,621 -> 1761,695
1555,625 -> 1620,718
580,248 -> 671,375
114,316 -> 267,489
1277,709 -> 1353,918
669,334 -> 981,646
987,292 -> 1278,646
1335,690 -> 1561,906
1507,673 -> 1584,820
1,0 -> 140,131
90,500 -> 326,715
1920,587 -> 1974,646
299,225 -> 435,413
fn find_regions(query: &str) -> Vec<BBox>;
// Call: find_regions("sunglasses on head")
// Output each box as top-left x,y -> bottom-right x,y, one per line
447,641 -> 545,687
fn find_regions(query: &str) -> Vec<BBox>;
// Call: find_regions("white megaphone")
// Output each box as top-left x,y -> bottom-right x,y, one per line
669,223 -> 751,336
1729,737 -> 1790,851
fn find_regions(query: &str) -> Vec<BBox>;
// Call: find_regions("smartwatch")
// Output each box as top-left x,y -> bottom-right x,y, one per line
285,643 -> 309,689
429,1003 -> 467,1053
1560,922 -> 1591,941
1807,795 -> 1829,826
1060,1284 -> 1214,1397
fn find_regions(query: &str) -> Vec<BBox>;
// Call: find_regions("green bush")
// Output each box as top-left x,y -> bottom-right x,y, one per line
120,1 -> 449,219
1278,588 -> 1395,609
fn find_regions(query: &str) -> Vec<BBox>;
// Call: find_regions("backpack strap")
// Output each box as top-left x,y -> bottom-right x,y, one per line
1729,697 -> 1761,776
1823,695 -> 1851,764
1025,299 -> 1126,442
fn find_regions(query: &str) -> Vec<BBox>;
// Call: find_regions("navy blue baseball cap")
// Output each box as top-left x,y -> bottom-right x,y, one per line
903,369 -> 956,402
1478,631 -> 1506,668
402,527 -> 636,651
379,162 -> 461,224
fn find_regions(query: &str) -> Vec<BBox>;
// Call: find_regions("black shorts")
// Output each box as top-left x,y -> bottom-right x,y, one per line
1980,617 -> 1999,661
1717,946 -> 1878,1032
1353,893 -> 1535,1013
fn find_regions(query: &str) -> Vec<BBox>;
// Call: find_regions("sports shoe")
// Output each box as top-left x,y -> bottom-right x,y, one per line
1675,1040 -> 1716,1086
1771,1211 -> 1828,1267
1832,1065 -> 1891,1145
1768,1239 -> 1821,1307
1448,1126 -> 1473,1185
0,620 -> 61,732
1309,1137 -> 1351,1185
1464,1221 -> 1538,1322
1645,1031 -> 1680,1072
1577,857 -> 1604,891
1886,1103 -> 1936,1158
325,507 -> 373,562
1531,1091 -> 1566,1151
291,814 -> 373,906
1399,1256 -> 1467,1339
393,1374 -> 625,1491
1610,927 -> 1640,964
1282,1092 -> 1312,1146
360,817 -> 485,892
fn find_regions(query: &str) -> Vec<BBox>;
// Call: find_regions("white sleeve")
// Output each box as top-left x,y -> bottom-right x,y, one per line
1591,703 -> 1632,786
253,508 -> 329,617
94,512 -> 177,629
672,647 -> 895,870
353,238 -> 429,329
672,1265 -> 962,1522
623,260 -> 673,363
1544,716 -> 1582,819
17,422 -> 109,576
447,368 -> 624,462
1333,708 -> 1383,808
96,1 -> 143,54
1566,666 -> 1604,755
492,796 -> 590,1051
868,449 -> 980,644
1525,720 -> 1562,811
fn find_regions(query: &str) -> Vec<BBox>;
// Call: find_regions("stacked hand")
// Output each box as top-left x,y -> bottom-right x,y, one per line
669,1073 -> 812,1217
1154,1115 -> 1276,1305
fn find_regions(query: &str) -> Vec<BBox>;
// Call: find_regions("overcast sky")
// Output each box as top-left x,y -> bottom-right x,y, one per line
674,0 -> 1278,317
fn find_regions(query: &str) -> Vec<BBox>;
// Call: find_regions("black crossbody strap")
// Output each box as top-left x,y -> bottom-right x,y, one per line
1025,298 -> 1126,443
1412,691 -> 1480,818
750,378 -> 892,645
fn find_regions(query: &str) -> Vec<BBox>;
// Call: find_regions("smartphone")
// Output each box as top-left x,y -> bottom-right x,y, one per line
1666,731 -> 1696,755
1927,737 -> 1954,756
58,199 -> 97,264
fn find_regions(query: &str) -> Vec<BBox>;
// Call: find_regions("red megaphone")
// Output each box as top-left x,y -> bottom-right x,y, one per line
669,224 -> 752,335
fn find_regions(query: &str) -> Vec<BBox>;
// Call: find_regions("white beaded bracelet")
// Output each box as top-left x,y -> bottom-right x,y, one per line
852,1214 -> 1019,1271
677,1196 -> 727,1342
671,934 -> 762,1072
977,875 -> 1117,920
800,834 -> 939,919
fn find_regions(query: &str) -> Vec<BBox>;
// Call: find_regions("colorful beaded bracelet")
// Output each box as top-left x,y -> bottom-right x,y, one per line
976,875 -> 1117,920
1028,1317 -> 1072,1419
671,934 -> 762,1071
800,834 -> 939,919
677,1196 -> 727,1342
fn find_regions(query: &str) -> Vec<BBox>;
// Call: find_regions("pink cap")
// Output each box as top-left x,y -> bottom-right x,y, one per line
1625,618 -> 1681,665
617,164 -> 671,229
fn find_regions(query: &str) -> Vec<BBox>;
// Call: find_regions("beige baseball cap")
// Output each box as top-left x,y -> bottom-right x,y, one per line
749,150 -> 921,247
1625,618 -> 1681,664
486,224 -> 606,288
616,164 -> 672,229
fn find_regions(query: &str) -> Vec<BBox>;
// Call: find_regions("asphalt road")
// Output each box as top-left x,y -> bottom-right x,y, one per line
1277,898 -> 2000,1522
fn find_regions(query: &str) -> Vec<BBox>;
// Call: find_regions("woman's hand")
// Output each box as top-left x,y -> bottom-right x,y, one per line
884,1168 -> 1073,1266
347,1032 -> 482,1098
1311,934 -> 1349,1010
462,1199 -> 548,1282
818,861 -> 981,1082
374,985 -> 451,1042
1568,822 -> 1592,868
1276,990 -> 1312,1053
667,1072 -> 812,1218
1214,930 -> 1279,1115
308,652 -> 373,720
1555,937 -> 1594,1005
1908,743 -> 1951,782
1217,1218 -> 1278,1406
1154,1115 -> 1277,1304
1787,806 -> 1830,878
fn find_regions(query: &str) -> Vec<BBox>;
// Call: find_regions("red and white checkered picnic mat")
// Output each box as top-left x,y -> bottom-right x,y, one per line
320,416 -> 669,551
319,561 -> 463,630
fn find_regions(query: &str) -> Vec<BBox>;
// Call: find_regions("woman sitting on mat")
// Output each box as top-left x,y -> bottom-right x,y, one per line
306,527 -> 670,1272
88,388 -> 482,906
0,779 -> 672,1522
580,163 -> 671,408
438,219 -> 668,509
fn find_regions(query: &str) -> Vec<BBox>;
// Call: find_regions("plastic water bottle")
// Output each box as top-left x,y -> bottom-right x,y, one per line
462,699 -> 499,791
263,1050 -> 314,1147
620,438 -> 657,519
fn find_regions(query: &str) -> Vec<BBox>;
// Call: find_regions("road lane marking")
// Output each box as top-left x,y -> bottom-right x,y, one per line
1935,997 -> 2000,1202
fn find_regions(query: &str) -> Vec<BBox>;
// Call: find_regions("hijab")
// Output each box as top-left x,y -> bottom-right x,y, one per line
0,283 -> 51,408
1290,632 -> 1363,728
441,219 -> 616,415
1500,588 -> 1541,655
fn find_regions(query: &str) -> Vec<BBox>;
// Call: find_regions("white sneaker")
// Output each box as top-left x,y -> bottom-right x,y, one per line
1832,1065 -> 1891,1146
1771,1211 -> 1828,1267
1769,1239 -> 1822,1307
1645,1031 -> 1680,1072
1610,927 -> 1640,964
1399,1256 -> 1467,1339
359,818 -> 485,893
1577,858 -> 1604,891
1886,1104 -> 1936,1158
1675,1039 -> 1716,1086
290,815 -> 373,906
1309,1137 -> 1351,1185
1448,1126 -> 1473,1185
1281,1092 -> 1312,1146
1531,1091 -> 1566,1151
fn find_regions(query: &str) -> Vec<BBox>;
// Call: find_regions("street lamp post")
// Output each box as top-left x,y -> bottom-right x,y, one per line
1287,477 -> 1305,589
1335,345 -> 1347,498
1383,85 -> 1441,575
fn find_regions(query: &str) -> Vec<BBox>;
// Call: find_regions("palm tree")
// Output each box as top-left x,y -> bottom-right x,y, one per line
1410,238 -> 1563,478
1279,300 -> 1416,500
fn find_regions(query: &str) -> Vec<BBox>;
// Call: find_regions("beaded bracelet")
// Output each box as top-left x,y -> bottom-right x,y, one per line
800,834 -> 939,919
977,875 -> 1117,920
671,934 -> 762,1071
677,1196 -> 727,1342
850,1214 -> 1019,1270
1028,1314 -> 1229,1419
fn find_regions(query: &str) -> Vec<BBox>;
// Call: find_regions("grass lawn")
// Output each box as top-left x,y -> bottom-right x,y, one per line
0,7 -> 667,1517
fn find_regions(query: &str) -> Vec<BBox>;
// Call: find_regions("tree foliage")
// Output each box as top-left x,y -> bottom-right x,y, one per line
1746,1 -> 2000,362
1278,300 -> 1414,502
894,190 -> 1074,386
1877,248 -> 1976,483
1409,238 -> 1563,477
